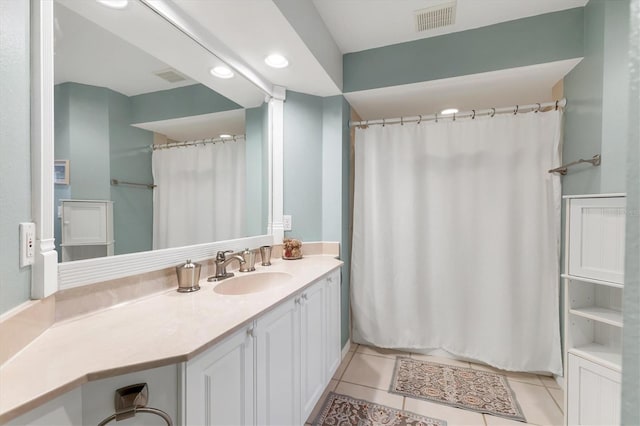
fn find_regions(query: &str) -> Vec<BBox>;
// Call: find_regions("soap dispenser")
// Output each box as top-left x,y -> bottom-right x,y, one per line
175,259 -> 201,292
239,248 -> 256,272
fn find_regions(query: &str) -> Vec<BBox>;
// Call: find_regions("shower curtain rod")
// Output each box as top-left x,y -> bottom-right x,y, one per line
349,99 -> 566,128
151,134 -> 245,151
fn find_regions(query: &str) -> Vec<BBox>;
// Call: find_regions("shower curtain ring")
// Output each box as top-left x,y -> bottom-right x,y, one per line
382,118 -> 386,127
536,103 -> 541,113
453,112 -> 456,121
472,110 -> 476,119
490,108 -> 496,118
435,112 -> 438,123
514,105 -> 519,115
418,115 -> 422,124
555,100 -> 559,110
401,116 -> 404,126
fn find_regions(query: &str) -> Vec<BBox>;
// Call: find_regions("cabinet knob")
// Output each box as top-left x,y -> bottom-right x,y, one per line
295,297 -> 301,305
247,327 -> 255,338
327,277 -> 333,283
301,293 -> 308,301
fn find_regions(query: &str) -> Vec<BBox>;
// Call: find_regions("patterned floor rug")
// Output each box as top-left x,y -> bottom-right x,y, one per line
390,357 -> 526,422
313,392 -> 447,426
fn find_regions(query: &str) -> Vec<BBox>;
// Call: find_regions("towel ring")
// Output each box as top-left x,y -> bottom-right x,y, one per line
98,407 -> 172,426
96,383 -> 173,426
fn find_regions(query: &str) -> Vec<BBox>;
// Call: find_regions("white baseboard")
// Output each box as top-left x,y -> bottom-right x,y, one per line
554,374 -> 565,389
341,340 -> 352,359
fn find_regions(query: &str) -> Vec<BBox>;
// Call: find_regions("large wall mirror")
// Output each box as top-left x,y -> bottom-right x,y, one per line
32,0 -> 285,295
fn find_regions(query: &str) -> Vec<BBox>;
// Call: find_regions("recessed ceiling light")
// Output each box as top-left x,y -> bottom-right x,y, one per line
441,108 -> 459,115
210,66 -> 234,79
96,0 -> 129,9
219,134 -> 232,139
265,54 -> 289,68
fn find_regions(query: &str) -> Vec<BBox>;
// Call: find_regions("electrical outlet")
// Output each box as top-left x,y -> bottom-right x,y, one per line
19,222 -> 36,267
283,215 -> 292,231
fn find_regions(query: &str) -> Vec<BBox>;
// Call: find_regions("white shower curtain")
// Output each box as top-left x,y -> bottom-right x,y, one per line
152,140 -> 246,249
351,110 -> 563,375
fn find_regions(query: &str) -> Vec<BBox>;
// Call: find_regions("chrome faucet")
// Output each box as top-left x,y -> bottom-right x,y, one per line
208,250 -> 246,282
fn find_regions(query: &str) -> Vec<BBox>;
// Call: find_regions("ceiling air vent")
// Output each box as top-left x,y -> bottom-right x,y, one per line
153,68 -> 188,83
414,1 -> 457,32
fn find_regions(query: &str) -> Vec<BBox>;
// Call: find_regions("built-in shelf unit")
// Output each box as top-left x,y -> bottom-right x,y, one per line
60,200 -> 114,262
563,194 -> 626,426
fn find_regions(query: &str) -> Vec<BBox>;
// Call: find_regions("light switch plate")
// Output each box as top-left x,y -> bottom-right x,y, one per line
19,222 -> 36,267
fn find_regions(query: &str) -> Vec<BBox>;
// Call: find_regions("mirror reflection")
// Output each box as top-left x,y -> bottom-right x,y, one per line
53,0 -> 268,262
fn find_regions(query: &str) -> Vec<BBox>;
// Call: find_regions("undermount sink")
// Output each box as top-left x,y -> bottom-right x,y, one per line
213,271 -> 293,295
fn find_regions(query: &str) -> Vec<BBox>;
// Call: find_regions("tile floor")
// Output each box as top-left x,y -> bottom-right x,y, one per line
306,344 -> 564,426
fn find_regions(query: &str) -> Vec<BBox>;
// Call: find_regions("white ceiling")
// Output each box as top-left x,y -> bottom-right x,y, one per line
55,0 -> 265,107
172,0 -> 342,96
54,3 -> 195,96
344,58 -> 581,120
132,109 -> 246,141
312,0 -> 588,53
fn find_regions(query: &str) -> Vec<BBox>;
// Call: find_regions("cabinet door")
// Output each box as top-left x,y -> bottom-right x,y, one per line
186,326 -> 255,426
256,298 -> 301,426
325,270 -> 342,382
567,354 -> 621,426
568,198 -> 626,283
300,280 -> 326,420
62,201 -> 108,245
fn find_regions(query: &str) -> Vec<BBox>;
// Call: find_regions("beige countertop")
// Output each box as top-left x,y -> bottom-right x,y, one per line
0,255 -> 342,423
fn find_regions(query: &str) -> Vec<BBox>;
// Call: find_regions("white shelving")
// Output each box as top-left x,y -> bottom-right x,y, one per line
569,307 -> 622,328
568,344 -> 622,372
563,194 -> 626,426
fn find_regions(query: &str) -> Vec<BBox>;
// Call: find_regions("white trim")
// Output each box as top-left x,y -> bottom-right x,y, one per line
30,0 -> 57,299
562,193 -> 626,199
269,90 -> 285,244
58,235 -> 272,289
341,340 -> 352,359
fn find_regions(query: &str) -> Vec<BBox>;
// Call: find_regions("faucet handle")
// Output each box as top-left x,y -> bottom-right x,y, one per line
216,250 -> 233,261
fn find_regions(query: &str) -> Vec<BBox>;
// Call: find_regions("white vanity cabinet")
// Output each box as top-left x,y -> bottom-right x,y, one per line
184,267 -> 342,426
60,200 -> 114,261
256,296 -> 302,425
563,195 -> 626,426
184,324 -> 255,426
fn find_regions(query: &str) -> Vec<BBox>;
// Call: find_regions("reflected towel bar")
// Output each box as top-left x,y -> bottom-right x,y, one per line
548,154 -> 601,175
110,179 -> 156,189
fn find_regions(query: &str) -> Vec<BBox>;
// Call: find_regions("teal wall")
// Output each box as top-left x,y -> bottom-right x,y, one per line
130,84 -> 241,124
343,8 -> 584,93
0,0 -> 31,315
321,96 -> 352,345
284,91 -> 352,346
108,90 -> 154,255
245,103 -> 268,236
622,0 -> 639,422
283,91 -> 324,241
563,0 -> 629,196
53,83 -> 154,258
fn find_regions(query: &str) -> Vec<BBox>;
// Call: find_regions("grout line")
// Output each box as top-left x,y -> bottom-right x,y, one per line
482,413 -> 488,426
544,385 -> 564,414
334,350 -> 356,381
339,378 -> 392,392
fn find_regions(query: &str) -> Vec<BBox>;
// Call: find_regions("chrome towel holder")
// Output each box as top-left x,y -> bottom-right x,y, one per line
97,383 -> 172,426
548,154 -> 601,175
